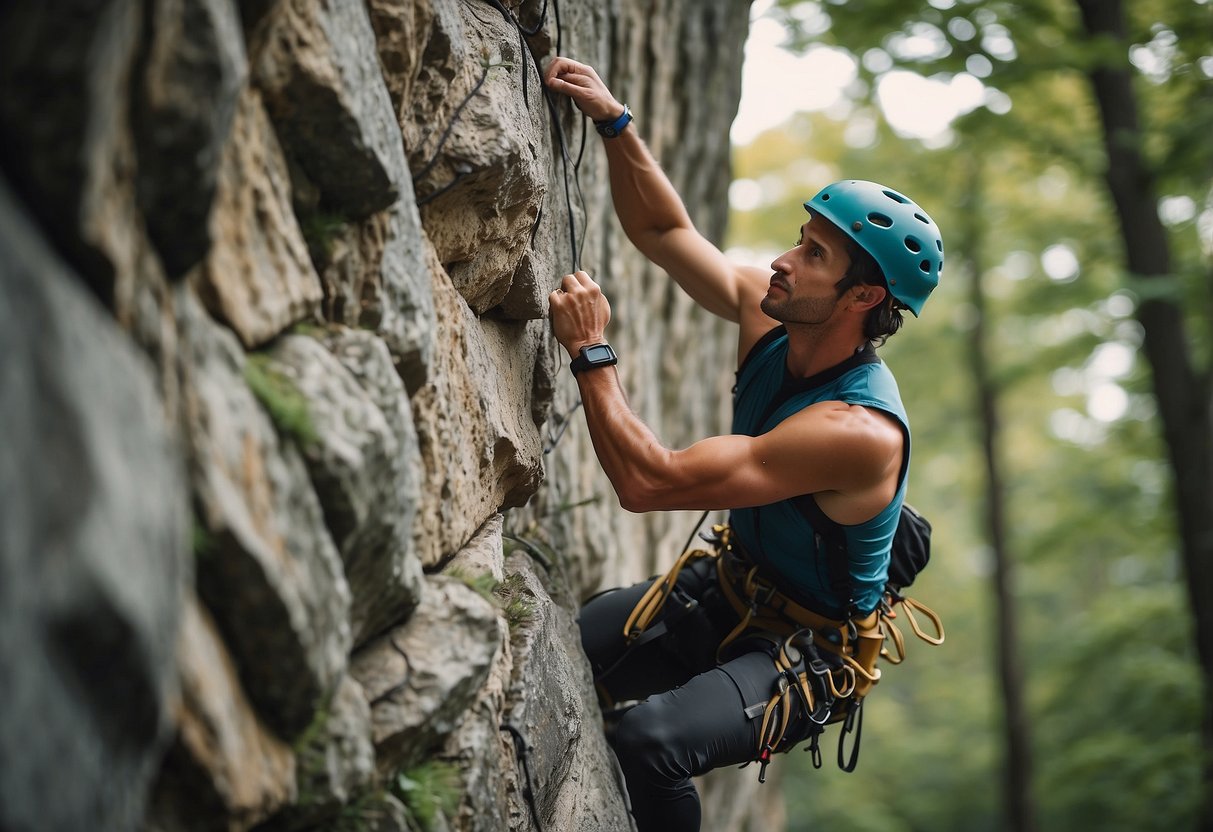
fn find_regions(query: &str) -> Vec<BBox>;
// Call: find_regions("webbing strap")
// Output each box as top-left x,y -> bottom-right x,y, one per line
789,492 -> 855,616
891,594 -> 945,645
622,545 -> 716,643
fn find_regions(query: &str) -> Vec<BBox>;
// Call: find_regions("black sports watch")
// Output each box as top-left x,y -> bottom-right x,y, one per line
570,343 -> 618,375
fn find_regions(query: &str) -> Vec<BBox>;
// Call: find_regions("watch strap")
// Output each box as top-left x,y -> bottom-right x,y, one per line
569,343 -> 618,375
595,105 -> 633,138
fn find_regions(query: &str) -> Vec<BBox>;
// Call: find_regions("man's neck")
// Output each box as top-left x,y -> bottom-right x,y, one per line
782,324 -> 870,379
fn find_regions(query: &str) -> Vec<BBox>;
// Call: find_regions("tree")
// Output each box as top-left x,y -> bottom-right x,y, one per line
767,0 -> 1213,824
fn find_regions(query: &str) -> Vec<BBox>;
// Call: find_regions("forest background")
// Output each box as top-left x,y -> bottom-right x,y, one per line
722,0 -> 1212,829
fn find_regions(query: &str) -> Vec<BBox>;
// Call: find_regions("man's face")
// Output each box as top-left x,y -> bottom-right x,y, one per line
762,216 -> 853,325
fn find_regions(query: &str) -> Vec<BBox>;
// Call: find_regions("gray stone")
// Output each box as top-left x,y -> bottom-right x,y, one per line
349,577 -> 501,776
259,674 -> 376,831
446,514 -> 506,584
134,0 -> 247,278
180,289 -> 351,739
0,0 -> 143,289
409,262 -> 548,567
500,555 -> 633,832
0,177 -> 189,832
262,331 -> 424,647
366,0 -> 433,121
195,85 -> 323,348
255,0 -> 409,219
404,0 -> 548,314
333,792 -> 412,832
316,203 -> 436,396
145,595 -> 296,832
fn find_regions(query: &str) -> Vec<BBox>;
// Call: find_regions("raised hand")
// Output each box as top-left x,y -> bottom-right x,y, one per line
543,57 -> 625,123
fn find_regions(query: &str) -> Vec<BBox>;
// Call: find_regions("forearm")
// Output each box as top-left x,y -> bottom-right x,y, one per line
602,129 -> 695,252
573,368 -> 675,512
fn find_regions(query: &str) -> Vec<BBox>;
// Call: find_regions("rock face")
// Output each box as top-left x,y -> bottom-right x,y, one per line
0,1 -> 761,830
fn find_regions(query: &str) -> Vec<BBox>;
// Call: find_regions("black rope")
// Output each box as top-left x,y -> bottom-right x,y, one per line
415,169 -> 475,207
500,722 -> 546,832
543,398 -> 582,454
503,532 -> 553,572
477,0 -> 586,273
679,510 -> 710,556
412,64 -> 492,186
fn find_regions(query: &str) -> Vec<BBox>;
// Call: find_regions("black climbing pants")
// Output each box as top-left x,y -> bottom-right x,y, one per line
579,558 -> 815,832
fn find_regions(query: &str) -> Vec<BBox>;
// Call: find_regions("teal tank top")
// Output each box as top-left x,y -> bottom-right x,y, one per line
729,327 -> 910,616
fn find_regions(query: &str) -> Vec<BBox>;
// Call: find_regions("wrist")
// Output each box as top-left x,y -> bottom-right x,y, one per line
569,342 -> 618,375
595,104 -> 633,138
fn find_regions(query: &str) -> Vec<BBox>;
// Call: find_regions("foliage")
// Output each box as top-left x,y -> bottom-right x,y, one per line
445,567 -> 536,629
494,572 -> 537,628
392,761 -> 461,832
728,1 -> 1208,826
244,353 -> 318,447
446,566 -> 499,603
298,207 -> 347,265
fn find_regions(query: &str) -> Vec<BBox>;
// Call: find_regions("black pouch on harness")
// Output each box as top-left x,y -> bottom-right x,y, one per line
887,503 -> 931,592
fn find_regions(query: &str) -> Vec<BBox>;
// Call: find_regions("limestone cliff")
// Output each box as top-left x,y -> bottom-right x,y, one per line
0,1 -> 762,830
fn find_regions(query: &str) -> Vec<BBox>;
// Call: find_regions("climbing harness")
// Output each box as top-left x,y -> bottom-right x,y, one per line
621,520 -> 944,777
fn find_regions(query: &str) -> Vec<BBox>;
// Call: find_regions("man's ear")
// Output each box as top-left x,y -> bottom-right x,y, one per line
850,284 -> 887,311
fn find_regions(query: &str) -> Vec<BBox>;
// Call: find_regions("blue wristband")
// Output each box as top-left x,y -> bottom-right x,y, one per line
595,105 -> 633,138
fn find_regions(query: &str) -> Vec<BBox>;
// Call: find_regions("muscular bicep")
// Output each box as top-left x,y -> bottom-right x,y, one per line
624,402 -> 903,512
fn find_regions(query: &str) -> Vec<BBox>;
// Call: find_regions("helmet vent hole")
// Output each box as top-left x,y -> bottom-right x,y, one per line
919,259 -> 931,273
883,190 -> 909,204
914,213 -> 929,224
904,236 -> 922,253
936,240 -> 943,252
868,212 -> 893,228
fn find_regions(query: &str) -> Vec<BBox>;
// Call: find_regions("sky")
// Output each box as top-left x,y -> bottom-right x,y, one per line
731,0 -> 990,147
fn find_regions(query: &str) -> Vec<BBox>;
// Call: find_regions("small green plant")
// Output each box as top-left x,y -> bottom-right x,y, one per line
244,354 -> 318,447
446,566 -> 498,603
290,320 -> 327,339
504,595 -> 536,628
392,761 -> 461,832
298,208 -> 346,263
494,572 -> 535,629
192,520 -> 217,560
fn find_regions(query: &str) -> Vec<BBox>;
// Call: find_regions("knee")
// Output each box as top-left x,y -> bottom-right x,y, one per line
611,700 -> 688,781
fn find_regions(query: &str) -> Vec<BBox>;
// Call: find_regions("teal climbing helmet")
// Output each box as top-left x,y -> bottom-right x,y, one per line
805,180 -> 943,316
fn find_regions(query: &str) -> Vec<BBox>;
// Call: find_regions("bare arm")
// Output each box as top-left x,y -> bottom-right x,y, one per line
548,272 -> 902,514
544,57 -> 771,326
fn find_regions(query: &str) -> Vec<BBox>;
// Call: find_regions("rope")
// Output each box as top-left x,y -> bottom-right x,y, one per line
500,722 -> 546,832
475,0 -> 587,273
411,64 -> 492,188
542,398 -> 582,454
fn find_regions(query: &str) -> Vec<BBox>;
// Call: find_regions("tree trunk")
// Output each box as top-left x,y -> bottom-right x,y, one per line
1074,3 -> 1213,828
962,157 -> 1040,832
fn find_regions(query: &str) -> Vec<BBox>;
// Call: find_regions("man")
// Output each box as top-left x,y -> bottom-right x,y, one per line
544,57 -> 943,832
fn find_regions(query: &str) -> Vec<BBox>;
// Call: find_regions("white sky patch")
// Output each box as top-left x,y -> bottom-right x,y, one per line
732,14 -> 857,145
1089,341 -> 1135,378
874,71 -> 984,140
1088,382 -> 1129,422
733,2 -> 991,146
729,178 -> 765,212
1158,194 -> 1196,226
1041,243 -> 1080,282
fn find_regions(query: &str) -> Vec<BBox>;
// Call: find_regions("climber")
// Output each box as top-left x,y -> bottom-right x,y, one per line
543,57 -> 943,832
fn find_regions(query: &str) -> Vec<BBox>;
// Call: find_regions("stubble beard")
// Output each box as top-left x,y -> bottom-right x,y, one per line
760,292 -> 839,326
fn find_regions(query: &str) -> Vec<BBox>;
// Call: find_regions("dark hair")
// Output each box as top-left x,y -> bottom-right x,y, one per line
836,235 -> 905,346
807,207 -> 906,344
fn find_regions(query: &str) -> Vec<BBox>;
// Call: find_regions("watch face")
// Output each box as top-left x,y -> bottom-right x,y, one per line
583,344 -> 615,363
